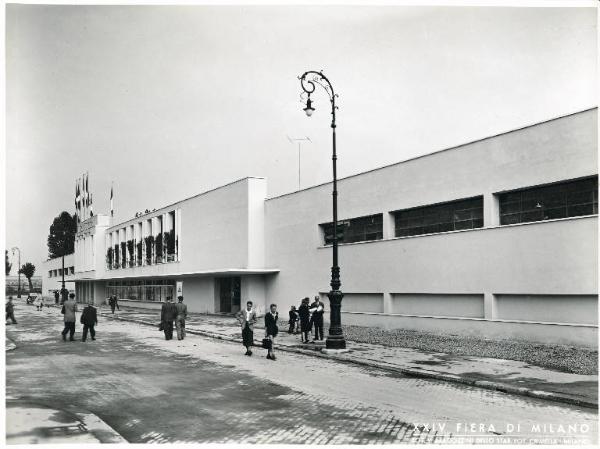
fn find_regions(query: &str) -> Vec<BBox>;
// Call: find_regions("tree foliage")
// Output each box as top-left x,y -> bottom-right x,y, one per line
47,212 -> 77,259
19,262 -> 36,292
5,250 -> 12,276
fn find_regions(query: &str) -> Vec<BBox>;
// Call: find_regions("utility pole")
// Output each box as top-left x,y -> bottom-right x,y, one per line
287,136 -> 311,191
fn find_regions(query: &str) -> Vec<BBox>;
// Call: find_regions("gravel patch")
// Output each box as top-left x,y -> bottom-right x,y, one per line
341,325 -> 598,375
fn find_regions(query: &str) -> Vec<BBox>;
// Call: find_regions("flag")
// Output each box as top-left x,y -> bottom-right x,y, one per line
85,173 -> 89,207
110,184 -> 114,217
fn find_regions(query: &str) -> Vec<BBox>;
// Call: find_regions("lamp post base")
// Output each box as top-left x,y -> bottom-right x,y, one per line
321,347 -> 350,355
325,334 -> 347,350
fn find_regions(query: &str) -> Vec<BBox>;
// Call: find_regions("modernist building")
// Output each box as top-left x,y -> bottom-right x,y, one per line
40,253 -> 75,297
43,108 -> 598,346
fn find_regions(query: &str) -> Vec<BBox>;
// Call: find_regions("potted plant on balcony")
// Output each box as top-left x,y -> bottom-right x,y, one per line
127,240 -> 135,267
155,233 -> 163,263
144,235 -> 154,265
114,244 -> 120,269
106,247 -> 113,270
120,242 -> 127,268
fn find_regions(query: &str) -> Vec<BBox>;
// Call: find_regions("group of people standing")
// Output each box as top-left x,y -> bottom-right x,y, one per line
160,296 -> 188,341
288,296 -> 325,343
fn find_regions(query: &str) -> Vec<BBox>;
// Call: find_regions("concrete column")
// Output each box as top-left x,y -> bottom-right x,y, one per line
484,192 -> 500,227
484,292 -> 497,320
382,212 -> 395,240
176,208 -> 182,262
383,292 -> 393,314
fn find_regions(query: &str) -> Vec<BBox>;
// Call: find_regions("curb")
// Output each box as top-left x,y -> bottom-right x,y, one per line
100,311 -> 598,409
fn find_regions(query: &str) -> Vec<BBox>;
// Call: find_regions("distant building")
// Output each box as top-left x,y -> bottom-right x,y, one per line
41,108 -> 598,346
40,254 -> 75,298
5,275 -> 42,295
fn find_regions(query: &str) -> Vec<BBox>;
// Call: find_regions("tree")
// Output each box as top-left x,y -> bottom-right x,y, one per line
5,250 -> 12,276
47,211 -> 77,301
19,262 -> 36,293
47,212 -> 77,259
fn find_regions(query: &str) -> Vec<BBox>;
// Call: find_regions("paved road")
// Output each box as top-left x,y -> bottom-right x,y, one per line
6,306 -> 598,444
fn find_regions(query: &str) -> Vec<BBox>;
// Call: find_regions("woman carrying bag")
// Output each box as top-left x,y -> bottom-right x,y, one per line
264,304 -> 279,361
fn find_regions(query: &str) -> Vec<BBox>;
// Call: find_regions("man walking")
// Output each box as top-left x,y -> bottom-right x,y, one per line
236,300 -> 257,356
309,295 -> 325,342
174,295 -> 187,341
6,297 -> 17,324
80,302 -> 98,342
160,296 -> 177,340
61,293 -> 78,341
54,291 -> 60,305
109,295 -> 120,314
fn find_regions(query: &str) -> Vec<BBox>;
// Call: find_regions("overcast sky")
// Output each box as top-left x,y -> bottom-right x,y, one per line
5,4 -> 597,273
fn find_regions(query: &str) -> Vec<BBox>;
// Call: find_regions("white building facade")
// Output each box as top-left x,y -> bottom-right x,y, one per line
41,253 -> 75,297
54,108 -> 598,346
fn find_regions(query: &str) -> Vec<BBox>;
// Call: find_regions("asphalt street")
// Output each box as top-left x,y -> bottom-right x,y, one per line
5,305 -> 598,444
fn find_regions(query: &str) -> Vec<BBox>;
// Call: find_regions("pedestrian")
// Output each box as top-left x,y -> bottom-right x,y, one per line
174,295 -> 188,341
80,302 -> 98,342
36,295 -> 44,311
54,290 -> 60,305
288,306 -> 299,334
160,296 -> 177,340
309,296 -> 325,342
297,297 -> 311,343
236,301 -> 257,356
109,294 -> 120,314
61,293 -> 78,341
6,297 -> 17,324
265,304 -> 279,360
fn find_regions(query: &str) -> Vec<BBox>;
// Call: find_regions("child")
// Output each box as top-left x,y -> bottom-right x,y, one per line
288,306 -> 299,334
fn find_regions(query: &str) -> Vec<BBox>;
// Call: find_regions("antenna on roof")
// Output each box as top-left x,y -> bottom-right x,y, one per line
287,136 -> 312,191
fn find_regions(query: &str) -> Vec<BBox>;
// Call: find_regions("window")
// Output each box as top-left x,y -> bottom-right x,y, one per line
70,267 -> 75,275
393,196 -> 483,237
48,270 -> 53,278
321,214 -> 383,245
499,176 -> 598,225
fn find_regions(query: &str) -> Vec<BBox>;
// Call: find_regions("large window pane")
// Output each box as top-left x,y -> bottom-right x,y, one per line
393,196 -> 484,237
321,213 -> 383,245
499,176 -> 598,225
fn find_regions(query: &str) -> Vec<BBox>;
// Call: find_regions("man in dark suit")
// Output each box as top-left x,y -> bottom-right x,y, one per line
160,296 -> 177,340
80,302 -> 98,342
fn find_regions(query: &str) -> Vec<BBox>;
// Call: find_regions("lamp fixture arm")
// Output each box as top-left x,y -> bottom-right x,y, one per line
299,70 -> 338,128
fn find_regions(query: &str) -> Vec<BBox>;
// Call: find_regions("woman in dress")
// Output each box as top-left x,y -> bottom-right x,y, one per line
264,304 -> 279,360
297,297 -> 311,343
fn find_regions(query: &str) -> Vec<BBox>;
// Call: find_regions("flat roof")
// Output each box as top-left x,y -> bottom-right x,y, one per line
73,268 -> 280,282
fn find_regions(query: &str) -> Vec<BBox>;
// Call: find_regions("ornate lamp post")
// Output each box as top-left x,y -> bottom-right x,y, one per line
299,70 -> 346,350
11,247 -> 21,298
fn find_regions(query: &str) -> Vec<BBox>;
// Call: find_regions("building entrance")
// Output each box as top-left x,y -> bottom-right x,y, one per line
217,277 -> 241,314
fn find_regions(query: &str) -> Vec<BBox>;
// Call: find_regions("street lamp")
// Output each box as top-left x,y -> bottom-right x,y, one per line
299,70 -> 346,350
11,247 -> 21,298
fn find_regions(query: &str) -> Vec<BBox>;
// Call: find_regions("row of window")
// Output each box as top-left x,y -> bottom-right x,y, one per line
48,267 -> 75,278
321,176 -> 598,245
106,280 -> 176,302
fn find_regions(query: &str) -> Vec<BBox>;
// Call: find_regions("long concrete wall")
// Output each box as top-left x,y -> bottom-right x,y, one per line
264,109 -> 598,345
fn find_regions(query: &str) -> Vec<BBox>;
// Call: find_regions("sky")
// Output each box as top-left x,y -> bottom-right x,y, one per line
4,3 -> 598,274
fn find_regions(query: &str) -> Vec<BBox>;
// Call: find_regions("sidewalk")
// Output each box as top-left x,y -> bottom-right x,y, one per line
5,400 -> 126,444
99,305 -> 598,408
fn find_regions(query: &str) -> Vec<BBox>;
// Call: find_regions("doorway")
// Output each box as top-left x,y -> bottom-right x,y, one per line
217,277 -> 241,314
